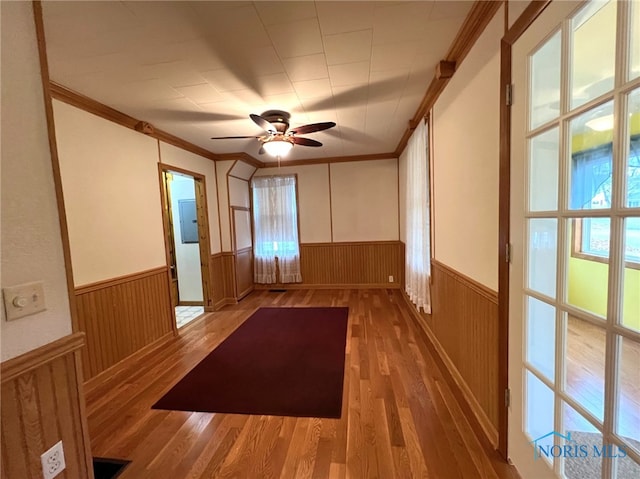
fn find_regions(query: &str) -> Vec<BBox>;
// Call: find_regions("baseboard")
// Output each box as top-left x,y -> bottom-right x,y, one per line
254,283 -> 401,290
178,301 -> 204,307
214,297 -> 237,310
401,290 -> 499,448
83,331 -> 175,394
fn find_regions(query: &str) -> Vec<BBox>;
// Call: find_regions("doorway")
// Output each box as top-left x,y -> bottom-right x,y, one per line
508,1 -> 640,478
159,165 -> 213,329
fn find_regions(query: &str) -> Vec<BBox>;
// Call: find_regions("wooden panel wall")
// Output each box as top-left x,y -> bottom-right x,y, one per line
235,247 -> 254,299
210,253 -> 225,306
298,241 -> 404,287
1,334 -> 94,479
210,253 -> 236,309
211,242 -> 403,307
420,259 -> 499,444
74,267 -> 174,380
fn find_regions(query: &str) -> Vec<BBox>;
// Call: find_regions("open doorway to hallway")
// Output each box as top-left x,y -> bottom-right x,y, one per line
160,168 -> 210,328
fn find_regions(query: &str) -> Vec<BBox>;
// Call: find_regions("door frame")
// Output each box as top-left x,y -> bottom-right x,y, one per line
158,163 -> 213,319
161,170 -> 180,308
498,0 -> 553,459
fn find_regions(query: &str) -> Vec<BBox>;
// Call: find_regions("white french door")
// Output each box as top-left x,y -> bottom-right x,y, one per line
509,1 -> 640,478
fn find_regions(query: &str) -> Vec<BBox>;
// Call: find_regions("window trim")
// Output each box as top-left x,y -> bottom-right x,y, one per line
570,218 -> 640,270
250,173 -> 302,257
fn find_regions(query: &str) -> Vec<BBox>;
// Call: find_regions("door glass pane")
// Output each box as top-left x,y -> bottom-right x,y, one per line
571,0 -> 616,109
625,89 -> 640,208
526,371 -> 555,465
567,218 -> 610,318
565,317 -> 606,421
531,30 -> 561,129
528,218 -> 558,298
622,217 -> 640,332
569,101 -> 614,210
529,128 -> 559,211
526,296 -> 556,381
561,401 -> 602,479
614,455 -> 640,479
631,0 -> 640,80
616,336 -> 640,450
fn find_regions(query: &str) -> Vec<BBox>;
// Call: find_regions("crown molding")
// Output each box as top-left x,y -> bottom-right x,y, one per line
48,82 -> 220,162
216,152 -> 265,169
394,0 -> 504,157
260,152 -> 398,168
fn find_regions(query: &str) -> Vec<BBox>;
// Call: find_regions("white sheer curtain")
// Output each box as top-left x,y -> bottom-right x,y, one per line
251,175 -> 302,284
402,119 -> 431,313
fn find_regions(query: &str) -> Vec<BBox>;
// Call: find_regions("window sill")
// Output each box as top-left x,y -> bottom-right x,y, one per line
570,251 -> 640,271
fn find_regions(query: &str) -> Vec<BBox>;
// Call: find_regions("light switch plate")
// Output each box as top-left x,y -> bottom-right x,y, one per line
3,281 -> 46,321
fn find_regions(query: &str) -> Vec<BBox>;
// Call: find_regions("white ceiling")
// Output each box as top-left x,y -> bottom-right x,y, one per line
42,1 -> 473,163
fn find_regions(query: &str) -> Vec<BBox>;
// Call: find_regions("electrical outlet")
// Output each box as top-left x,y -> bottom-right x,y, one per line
41,441 -> 65,479
388,275 -> 394,283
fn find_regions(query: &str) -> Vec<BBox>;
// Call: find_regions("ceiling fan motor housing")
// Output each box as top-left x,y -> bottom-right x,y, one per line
261,110 -> 290,134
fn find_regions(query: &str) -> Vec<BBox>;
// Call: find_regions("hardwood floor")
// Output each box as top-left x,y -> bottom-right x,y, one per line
566,317 -> 640,444
84,289 -> 519,479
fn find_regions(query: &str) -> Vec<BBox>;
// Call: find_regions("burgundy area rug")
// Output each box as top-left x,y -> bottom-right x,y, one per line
152,307 -> 349,418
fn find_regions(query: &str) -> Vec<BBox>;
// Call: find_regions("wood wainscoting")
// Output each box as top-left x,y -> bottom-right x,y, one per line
213,242 -> 403,303
74,267 -> 174,381
235,247 -> 253,300
297,241 -> 404,288
407,259 -> 500,447
1,333 -> 94,479
210,252 -> 236,309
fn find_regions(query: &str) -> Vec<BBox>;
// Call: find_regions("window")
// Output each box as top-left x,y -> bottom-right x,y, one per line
251,175 -> 301,284
570,135 -> 640,267
402,119 -> 431,313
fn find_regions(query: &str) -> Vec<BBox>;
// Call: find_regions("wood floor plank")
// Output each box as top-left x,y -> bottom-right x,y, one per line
84,289 -> 520,479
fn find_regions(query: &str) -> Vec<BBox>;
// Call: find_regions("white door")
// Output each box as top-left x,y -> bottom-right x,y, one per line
509,1 -> 640,478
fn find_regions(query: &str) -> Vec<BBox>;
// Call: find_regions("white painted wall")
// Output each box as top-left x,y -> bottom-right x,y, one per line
233,209 -> 253,250
331,159 -> 399,242
53,100 -> 166,286
398,154 -> 407,244
215,160 -> 234,251
169,175 -> 203,302
159,142 -> 221,254
229,161 -> 256,180
228,176 -> 250,209
255,160 -> 399,243
432,6 -> 504,290
254,164 -> 332,243
1,2 -> 72,360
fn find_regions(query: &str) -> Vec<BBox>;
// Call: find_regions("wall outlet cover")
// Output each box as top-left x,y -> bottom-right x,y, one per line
41,440 -> 66,479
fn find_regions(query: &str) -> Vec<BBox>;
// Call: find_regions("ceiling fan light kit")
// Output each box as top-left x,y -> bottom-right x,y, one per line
211,109 -> 335,158
263,137 -> 294,157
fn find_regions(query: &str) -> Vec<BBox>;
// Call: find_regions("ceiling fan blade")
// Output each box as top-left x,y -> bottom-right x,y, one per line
291,137 -> 322,147
250,113 -> 277,134
210,135 -> 261,140
289,122 -> 336,135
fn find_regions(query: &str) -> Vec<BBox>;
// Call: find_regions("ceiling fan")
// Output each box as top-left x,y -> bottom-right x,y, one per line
210,110 -> 336,157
